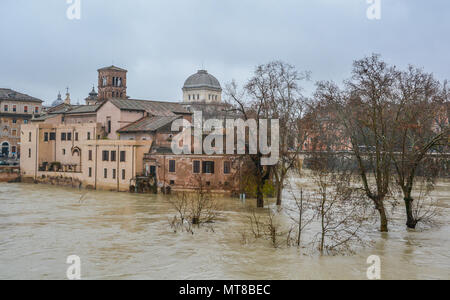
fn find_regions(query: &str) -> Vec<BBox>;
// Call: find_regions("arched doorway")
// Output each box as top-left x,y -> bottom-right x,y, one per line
1,142 -> 9,157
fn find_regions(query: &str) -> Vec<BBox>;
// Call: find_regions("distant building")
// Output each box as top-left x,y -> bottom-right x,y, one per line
21,66 -> 242,194
0,88 -> 43,158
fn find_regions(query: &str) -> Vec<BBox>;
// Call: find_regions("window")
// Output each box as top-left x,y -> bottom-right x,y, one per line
224,161 -> 231,174
88,150 -> 93,161
150,166 -> 156,175
11,146 -> 16,153
102,151 -> 109,161
170,180 -> 175,185
61,133 -> 66,141
169,160 -> 176,173
193,160 -> 200,174
13,105 -> 16,112
120,151 -> 126,162
49,132 -> 56,141
4,105 -> 8,112
28,149 -> 31,158
107,117 -> 112,134
87,132 -> 91,140
24,120 -> 28,124
24,106 -> 28,113
75,132 -> 79,141
104,168 -> 108,179
12,119 -> 17,124
110,151 -> 116,162
202,161 -> 215,174
28,132 -> 32,142
112,169 -> 116,180
67,132 -> 72,141
35,107 -> 39,113
62,149 -> 66,155
88,167 -> 92,178
122,169 -> 126,180
44,133 -> 49,142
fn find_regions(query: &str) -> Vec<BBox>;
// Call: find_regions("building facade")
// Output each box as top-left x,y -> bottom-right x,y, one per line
0,88 -> 43,158
21,65 -> 243,194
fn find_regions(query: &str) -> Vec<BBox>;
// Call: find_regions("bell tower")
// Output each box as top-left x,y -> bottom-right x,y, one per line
97,65 -> 128,101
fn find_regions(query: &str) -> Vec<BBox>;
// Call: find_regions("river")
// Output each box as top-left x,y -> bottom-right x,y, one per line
0,181 -> 449,280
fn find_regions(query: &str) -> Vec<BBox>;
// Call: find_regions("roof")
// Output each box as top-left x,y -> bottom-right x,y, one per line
118,115 -> 180,133
65,104 -> 101,114
0,88 -> 43,103
98,65 -> 128,72
183,70 -> 222,91
107,98 -> 190,116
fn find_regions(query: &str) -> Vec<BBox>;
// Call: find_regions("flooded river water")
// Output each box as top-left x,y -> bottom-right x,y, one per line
0,181 -> 449,280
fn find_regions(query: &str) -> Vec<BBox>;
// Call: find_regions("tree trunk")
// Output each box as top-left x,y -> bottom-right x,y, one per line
404,197 -> 417,229
377,203 -> 389,232
276,178 -> 283,206
256,180 -> 264,208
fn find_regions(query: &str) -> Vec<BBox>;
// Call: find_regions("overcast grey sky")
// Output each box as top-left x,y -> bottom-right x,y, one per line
0,0 -> 449,106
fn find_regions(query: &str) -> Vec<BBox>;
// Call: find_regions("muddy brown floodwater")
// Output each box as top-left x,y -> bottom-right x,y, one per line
0,180 -> 449,280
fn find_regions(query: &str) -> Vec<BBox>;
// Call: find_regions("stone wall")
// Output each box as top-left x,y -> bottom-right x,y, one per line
0,167 -> 20,182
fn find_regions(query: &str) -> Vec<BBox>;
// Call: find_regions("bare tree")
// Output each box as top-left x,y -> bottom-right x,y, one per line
285,183 -> 314,248
226,61 -> 309,207
308,153 -> 372,255
389,66 -> 450,228
315,54 -> 398,232
167,176 -> 221,232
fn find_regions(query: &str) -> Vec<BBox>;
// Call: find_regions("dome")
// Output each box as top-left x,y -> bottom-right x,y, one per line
183,70 -> 222,91
51,92 -> 63,107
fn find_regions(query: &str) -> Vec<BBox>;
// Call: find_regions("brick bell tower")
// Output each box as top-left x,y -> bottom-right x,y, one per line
97,65 -> 128,101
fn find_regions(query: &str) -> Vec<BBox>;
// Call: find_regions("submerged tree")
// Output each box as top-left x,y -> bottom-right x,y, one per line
226,61 -> 308,207
390,66 -> 449,229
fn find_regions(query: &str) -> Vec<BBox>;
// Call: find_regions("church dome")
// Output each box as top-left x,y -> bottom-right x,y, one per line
51,92 -> 63,107
183,70 -> 222,91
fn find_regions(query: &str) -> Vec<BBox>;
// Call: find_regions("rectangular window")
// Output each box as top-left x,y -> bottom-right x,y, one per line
4,105 -> 8,112
49,132 -> 56,141
24,120 -> 28,124
122,169 -> 126,180
193,160 -> 200,174
44,132 -> 49,142
112,169 -> 116,180
102,151 -> 109,161
202,161 -> 215,174
28,132 -> 32,142
67,132 -> 72,141
224,161 -> 231,174
28,149 -> 31,158
35,107 -> 39,113
61,133 -> 66,141
12,119 -> 17,124
62,149 -> 66,155
107,117 -> 112,134
75,132 -> 79,141
88,167 -> 92,178
13,105 -> 16,112
104,168 -> 108,179
24,106 -> 28,113
110,151 -> 116,162
87,132 -> 91,140
120,151 -> 126,162
88,150 -> 93,161
169,160 -> 176,173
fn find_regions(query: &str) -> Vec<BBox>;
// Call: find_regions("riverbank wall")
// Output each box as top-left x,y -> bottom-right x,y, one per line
0,167 -> 21,183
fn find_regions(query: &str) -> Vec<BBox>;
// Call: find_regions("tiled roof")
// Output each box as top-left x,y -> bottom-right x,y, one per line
118,115 -> 180,133
98,65 -> 127,72
0,88 -> 43,103
108,98 -> 190,116
65,104 -> 101,114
